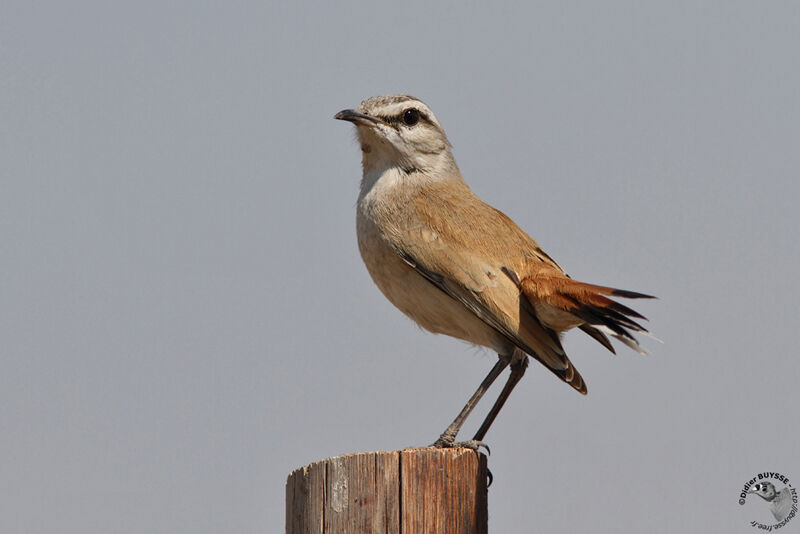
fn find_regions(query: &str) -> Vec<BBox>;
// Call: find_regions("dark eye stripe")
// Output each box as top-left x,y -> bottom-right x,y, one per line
379,111 -> 432,126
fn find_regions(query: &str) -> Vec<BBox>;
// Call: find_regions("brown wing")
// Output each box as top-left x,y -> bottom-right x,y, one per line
393,181 -> 588,393
398,250 -> 587,394
413,181 -> 655,354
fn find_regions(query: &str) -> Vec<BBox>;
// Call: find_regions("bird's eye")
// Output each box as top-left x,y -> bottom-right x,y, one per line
403,108 -> 420,126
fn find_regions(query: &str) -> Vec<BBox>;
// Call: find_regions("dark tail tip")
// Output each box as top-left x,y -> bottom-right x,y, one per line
612,289 -> 657,299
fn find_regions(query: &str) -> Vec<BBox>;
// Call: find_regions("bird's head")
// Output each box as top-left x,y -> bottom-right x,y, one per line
334,94 -> 456,176
749,482 -> 777,502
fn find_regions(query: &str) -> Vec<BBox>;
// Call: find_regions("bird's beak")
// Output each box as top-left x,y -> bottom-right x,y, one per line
334,109 -> 381,126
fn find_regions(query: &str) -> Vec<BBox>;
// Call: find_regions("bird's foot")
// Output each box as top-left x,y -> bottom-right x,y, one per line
431,435 -> 490,455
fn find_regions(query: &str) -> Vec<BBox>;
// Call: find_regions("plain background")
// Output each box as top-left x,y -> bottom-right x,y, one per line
2,2 -> 799,533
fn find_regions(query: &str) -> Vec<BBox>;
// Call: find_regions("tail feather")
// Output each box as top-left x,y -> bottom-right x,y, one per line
610,288 -> 655,299
583,303 -> 647,334
519,274 -> 655,354
606,300 -> 647,320
579,324 -> 615,354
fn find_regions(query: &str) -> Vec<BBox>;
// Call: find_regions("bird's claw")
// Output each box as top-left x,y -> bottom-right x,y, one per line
431,436 -> 490,455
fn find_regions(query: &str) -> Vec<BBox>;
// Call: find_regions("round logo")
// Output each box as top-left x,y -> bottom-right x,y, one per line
738,472 -> 797,530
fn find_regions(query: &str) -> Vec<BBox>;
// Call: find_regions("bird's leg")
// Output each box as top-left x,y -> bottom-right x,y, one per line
472,350 -> 528,442
432,355 -> 510,451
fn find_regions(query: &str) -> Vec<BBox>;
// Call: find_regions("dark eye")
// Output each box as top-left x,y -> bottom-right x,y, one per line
403,108 -> 420,126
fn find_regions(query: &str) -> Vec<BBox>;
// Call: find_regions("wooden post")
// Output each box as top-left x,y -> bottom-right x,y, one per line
286,448 -> 488,534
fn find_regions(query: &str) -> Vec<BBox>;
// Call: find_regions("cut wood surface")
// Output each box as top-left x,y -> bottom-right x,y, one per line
286,448 -> 488,534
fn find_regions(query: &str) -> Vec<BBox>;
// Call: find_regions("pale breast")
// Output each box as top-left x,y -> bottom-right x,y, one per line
356,202 -> 508,354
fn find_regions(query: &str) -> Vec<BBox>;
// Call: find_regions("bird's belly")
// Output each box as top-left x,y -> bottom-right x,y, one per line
356,216 -> 507,353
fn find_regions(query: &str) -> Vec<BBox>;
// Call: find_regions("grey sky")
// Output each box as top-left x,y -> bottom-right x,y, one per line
2,2 -> 798,533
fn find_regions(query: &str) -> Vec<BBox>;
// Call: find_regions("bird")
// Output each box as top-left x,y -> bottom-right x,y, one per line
334,94 -> 655,450
749,481 -> 794,522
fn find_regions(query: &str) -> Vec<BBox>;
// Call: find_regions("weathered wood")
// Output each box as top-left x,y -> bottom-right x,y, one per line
286,448 -> 488,534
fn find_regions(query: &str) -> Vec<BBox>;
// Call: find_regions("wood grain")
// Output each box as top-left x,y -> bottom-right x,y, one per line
286,448 -> 487,534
